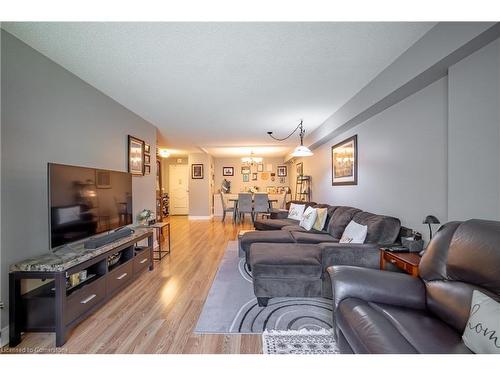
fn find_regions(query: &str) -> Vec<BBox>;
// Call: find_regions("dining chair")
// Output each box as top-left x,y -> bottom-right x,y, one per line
220,192 -> 236,223
237,193 -> 253,224
253,193 -> 270,221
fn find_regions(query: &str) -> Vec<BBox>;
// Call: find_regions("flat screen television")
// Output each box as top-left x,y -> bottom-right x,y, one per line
48,163 -> 133,249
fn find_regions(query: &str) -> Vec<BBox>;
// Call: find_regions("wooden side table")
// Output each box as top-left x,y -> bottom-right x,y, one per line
380,249 -> 421,277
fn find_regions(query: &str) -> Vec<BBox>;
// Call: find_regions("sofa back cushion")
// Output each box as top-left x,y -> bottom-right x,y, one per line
351,211 -> 401,244
285,200 -> 316,210
421,219 -> 500,332
326,206 -> 361,239
312,204 -> 338,231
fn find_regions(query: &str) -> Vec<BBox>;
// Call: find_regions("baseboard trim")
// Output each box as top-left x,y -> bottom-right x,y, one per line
188,215 -> 212,220
1,325 -> 9,347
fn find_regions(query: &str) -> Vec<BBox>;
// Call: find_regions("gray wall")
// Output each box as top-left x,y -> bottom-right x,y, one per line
291,38 -> 500,242
448,39 -> 500,220
188,153 -> 211,217
291,78 -> 448,241
1,30 -> 157,329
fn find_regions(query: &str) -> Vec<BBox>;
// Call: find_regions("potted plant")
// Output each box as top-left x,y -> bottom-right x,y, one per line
136,209 -> 154,225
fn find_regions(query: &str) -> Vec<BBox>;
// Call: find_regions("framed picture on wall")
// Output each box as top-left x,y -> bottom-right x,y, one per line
243,174 -> 249,182
277,165 -> 287,177
96,170 -> 111,189
223,167 -> 234,176
332,135 -> 358,186
144,164 -> 151,175
257,164 -> 264,172
252,173 -> 258,181
241,166 -> 251,174
128,135 -> 145,176
144,143 -> 151,154
296,162 -> 303,177
144,154 -> 151,164
192,164 -> 204,179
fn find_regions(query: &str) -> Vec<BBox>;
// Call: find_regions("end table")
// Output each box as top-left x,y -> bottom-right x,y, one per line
379,249 -> 421,277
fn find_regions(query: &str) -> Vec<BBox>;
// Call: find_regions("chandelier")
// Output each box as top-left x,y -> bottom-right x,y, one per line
241,152 -> 263,166
267,120 -> 313,157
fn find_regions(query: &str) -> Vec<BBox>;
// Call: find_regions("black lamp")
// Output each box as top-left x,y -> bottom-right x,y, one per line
423,215 -> 440,240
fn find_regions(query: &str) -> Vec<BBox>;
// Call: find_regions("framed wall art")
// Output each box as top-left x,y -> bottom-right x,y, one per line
331,135 -> 358,186
243,174 -> 249,182
223,167 -> 234,176
296,162 -> 303,177
192,163 -> 204,179
257,164 -> 264,172
252,173 -> 258,181
128,135 -> 145,176
277,165 -> 287,177
241,166 -> 251,175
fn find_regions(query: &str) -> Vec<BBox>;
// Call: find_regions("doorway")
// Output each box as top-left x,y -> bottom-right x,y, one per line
169,164 -> 189,215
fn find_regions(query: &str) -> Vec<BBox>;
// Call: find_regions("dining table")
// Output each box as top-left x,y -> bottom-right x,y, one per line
229,197 -> 278,223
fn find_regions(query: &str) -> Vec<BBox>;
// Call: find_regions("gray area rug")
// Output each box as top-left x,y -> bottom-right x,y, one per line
195,241 -> 333,334
262,329 -> 339,354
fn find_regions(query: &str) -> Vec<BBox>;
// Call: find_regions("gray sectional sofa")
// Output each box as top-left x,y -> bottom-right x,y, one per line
240,203 -> 401,306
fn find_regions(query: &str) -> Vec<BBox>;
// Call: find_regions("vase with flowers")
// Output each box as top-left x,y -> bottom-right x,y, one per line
137,209 -> 154,225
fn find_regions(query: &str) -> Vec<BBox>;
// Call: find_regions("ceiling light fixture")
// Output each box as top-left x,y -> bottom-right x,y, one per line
267,120 -> 313,157
159,149 -> 170,158
241,151 -> 263,166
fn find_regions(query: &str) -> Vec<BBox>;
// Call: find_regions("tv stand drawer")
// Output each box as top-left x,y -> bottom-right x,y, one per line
107,261 -> 133,295
65,277 -> 105,325
133,249 -> 151,274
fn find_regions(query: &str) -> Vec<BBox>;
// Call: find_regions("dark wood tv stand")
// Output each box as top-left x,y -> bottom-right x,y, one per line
9,228 -> 154,347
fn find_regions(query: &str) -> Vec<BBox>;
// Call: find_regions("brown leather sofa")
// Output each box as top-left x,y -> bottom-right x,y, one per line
328,219 -> 500,354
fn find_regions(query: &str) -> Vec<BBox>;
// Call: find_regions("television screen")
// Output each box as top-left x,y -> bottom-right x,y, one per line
49,163 -> 133,248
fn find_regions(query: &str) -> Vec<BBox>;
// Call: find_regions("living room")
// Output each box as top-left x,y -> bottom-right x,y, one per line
1,1 -> 500,373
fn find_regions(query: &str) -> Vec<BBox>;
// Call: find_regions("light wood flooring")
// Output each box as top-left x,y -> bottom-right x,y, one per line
4,216 -> 262,354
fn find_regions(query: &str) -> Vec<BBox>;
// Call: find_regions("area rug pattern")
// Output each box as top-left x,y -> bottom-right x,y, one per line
262,329 -> 340,354
195,241 -> 334,334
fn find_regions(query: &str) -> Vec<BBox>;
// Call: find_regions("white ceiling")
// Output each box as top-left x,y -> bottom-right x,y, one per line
3,22 -> 435,156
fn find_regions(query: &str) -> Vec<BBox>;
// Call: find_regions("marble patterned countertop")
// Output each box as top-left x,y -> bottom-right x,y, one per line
10,228 -> 153,273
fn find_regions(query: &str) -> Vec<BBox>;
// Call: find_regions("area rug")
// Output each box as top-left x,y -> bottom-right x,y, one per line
194,241 -> 334,334
262,329 -> 339,354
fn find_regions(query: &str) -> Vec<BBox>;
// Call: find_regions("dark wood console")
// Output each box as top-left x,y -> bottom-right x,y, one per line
9,229 -> 154,347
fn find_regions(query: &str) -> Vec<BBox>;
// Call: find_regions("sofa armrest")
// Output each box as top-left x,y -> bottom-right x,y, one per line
318,242 -> 381,270
327,266 -> 426,313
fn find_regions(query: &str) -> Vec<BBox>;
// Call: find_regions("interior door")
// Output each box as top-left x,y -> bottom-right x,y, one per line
169,164 -> 189,215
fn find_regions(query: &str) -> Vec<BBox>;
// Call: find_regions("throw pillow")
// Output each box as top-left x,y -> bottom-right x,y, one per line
288,203 -> 305,221
313,207 -> 328,231
299,206 -> 318,231
462,290 -> 500,354
339,220 -> 368,244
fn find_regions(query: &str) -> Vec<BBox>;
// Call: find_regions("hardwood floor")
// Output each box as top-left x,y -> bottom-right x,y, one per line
5,216 -> 262,354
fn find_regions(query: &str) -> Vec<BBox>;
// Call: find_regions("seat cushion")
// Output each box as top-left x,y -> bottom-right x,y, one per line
290,231 -> 339,244
337,298 -> 472,354
281,225 -> 327,234
254,218 -> 299,231
240,230 -> 295,254
250,243 -> 322,279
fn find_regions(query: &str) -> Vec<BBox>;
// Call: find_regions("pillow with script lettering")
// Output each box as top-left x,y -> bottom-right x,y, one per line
462,290 -> 500,354
299,206 -> 318,231
287,203 -> 305,221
